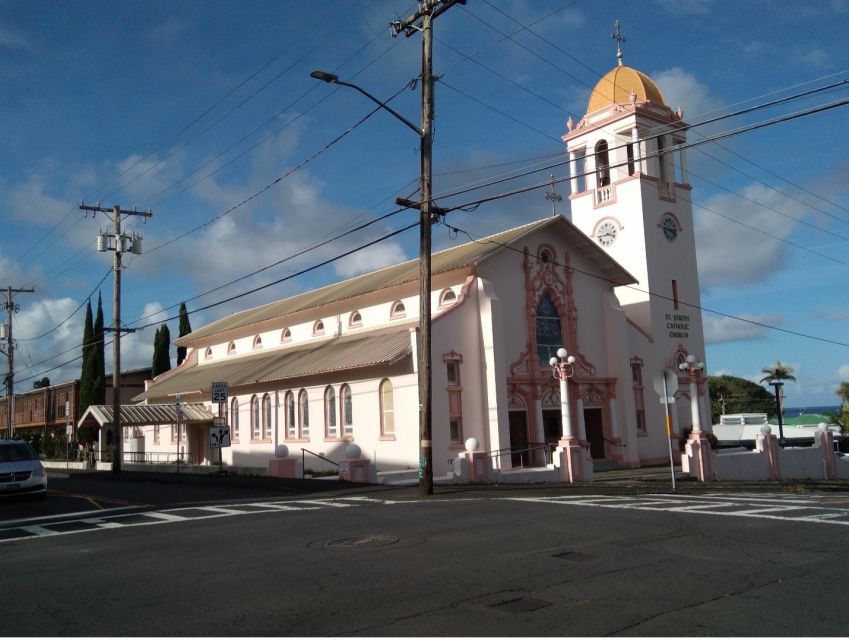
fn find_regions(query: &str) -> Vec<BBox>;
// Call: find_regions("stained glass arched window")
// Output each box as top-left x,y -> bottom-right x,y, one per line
536,292 -> 562,365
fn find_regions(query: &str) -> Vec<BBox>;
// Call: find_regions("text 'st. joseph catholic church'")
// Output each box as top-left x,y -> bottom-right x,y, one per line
125,49 -> 708,476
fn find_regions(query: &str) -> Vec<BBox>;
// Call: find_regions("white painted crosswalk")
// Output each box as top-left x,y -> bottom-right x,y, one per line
507,493 -> 849,526
0,497 -> 371,544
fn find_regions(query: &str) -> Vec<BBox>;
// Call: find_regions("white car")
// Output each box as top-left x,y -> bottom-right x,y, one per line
0,440 -> 47,497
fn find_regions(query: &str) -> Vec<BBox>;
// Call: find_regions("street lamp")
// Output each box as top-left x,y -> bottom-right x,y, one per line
311,69 -> 436,495
549,348 -> 576,441
767,379 -> 786,447
678,354 -> 705,434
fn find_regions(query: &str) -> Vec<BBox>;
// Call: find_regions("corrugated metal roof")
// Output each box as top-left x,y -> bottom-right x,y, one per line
78,403 -> 214,428
179,217 -> 561,344
138,324 -> 414,402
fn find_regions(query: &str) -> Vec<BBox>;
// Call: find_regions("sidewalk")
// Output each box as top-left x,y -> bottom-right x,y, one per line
55,464 -> 849,501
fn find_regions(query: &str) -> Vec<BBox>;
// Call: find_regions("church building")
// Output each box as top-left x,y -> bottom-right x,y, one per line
127,53 -> 709,477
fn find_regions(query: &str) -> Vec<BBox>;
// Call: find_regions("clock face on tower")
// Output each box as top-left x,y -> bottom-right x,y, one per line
596,220 -> 618,247
661,216 -> 678,241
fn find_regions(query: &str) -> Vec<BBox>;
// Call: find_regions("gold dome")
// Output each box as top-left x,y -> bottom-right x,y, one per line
586,65 -> 665,115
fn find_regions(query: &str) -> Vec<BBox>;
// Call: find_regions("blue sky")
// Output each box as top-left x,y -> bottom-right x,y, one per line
1,0 -> 848,409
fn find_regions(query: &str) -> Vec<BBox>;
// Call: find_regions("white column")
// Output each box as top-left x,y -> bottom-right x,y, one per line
559,376 -> 572,439
568,151 -> 579,195
689,380 -> 702,433
678,144 -> 688,184
631,126 -> 643,173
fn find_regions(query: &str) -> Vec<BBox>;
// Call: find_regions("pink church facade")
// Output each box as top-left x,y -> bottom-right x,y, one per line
130,59 -> 710,478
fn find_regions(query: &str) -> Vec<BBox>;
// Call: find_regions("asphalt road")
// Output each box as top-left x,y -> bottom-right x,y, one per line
2,471 -> 848,636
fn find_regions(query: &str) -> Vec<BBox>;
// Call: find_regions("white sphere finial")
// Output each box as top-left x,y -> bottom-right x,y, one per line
549,356 -> 559,367
686,354 -> 696,364
345,443 -> 362,460
761,424 -> 772,435
465,437 -> 479,453
275,444 -> 289,459
556,347 -> 568,359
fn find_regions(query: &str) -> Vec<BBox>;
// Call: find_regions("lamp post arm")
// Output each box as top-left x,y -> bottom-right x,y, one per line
335,80 -> 423,137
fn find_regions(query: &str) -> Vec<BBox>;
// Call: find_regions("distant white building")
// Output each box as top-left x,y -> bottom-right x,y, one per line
120,56 -> 711,476
714,413 -> 841,447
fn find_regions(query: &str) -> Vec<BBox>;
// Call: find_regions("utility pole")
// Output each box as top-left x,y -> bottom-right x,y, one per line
2,286 -> 34,438
391,0 -> 464,496
80,203 -> 151,473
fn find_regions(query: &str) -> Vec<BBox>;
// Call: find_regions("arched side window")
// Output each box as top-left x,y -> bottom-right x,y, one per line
341,384 -> 353,435
390,300 -> 406,319
349,311 -> 362,327
250,395 -> 260,440
313,320 -> 325,336
262,393 -> 272,440
439,288 -> 457,308
325,386 -> 338,438
380,379 -> 395,438
285,391 -> 296,439
281,328 -> 292,344
252,335 -> 263,350
535,292 -> 562,365
298,389 -> 310,438
230,397 -> 240,441
227,341 -> 237,355
204,347 -> 213,361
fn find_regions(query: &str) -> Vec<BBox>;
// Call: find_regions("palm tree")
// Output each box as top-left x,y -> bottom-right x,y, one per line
760,360 -> 795,446
759,360 -> 796,386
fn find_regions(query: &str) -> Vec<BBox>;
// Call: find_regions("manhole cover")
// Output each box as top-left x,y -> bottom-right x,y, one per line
324,535 -> 399,549
490,597 -> 551,613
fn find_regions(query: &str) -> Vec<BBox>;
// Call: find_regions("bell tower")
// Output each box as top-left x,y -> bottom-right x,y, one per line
561,42 -> 705,360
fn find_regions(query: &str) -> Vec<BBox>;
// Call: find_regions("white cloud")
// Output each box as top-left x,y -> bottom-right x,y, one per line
695,183 -> 809,287
651,67 -> 722,122
813,307 -> 849,321
13,297 -> 84,390
150,18 -> 188,44
333,241 -> 408,278
838,364 -> 849,379
655,0 -> 714,14
118,301 -> 169,374
0,25 -> 31,50
703,312 -> 785,345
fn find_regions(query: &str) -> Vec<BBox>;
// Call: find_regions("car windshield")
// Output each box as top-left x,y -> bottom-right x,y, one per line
0,443 -> 37,462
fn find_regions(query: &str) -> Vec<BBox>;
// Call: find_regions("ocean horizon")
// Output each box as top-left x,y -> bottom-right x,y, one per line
783,405 -> 841,417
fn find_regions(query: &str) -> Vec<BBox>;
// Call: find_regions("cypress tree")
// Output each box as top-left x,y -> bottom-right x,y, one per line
151,326 -> 162,377
78,300 -> 94,419
177,302 -> 191,366
158,323 -> 172,375
93,292 -> 106,405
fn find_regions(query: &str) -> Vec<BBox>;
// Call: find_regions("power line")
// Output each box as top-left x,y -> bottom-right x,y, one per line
443,221 -> 849,349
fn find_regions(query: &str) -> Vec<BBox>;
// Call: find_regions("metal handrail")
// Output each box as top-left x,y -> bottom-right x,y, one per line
301,448 -> 339,478
484,442 -> 556,469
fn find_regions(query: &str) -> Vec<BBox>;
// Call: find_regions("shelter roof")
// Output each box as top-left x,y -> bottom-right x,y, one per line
77,402 -> 214,429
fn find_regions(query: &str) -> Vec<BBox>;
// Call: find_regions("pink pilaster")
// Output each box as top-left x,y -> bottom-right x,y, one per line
816,428 -> 836,480
686,431 -> 713,482
556,437 -> 593,482
465,450 -> 492,484
267,457 -> 298,478
339,458 -> 371,483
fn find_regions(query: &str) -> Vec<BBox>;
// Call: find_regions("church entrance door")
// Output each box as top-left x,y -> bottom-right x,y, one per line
508,411 -> 529,468
584,408 -> 606,459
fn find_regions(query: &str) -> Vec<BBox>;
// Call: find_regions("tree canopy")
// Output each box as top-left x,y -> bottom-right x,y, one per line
708,374 -> 776,424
